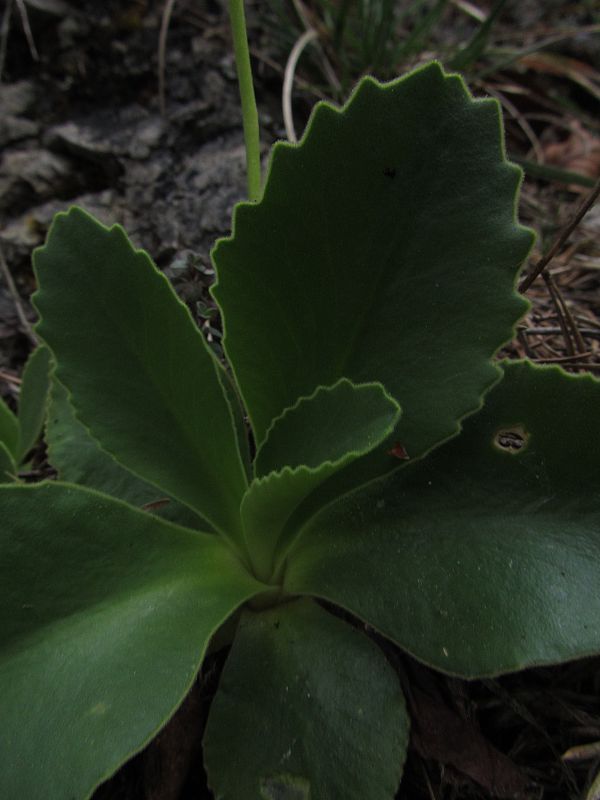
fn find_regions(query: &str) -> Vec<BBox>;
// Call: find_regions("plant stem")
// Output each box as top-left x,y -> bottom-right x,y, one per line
228,0 -> 262,202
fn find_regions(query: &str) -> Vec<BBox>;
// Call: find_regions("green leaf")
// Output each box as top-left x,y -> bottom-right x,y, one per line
242,379 -> 400,581
254,378 -> 400,476
213,62 -> 533,477
16,344 -> 51,463
0,395 -> 18,460
46,378 -> 208,529
203,598 -> 409,800
218,363 -> 252,480
33,207 -> 247,540
0,482 -> 262,800
0,441 -> 17,482
285,361 -> 600,677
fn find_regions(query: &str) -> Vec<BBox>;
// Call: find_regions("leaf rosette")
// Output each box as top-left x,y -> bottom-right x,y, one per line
2,62 -> 599,800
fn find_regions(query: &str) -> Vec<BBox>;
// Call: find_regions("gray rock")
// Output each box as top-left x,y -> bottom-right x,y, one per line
47,104 -> 164,157
121,133 -> 247,264
0,116 -> 39,147
0,148 -> 81,215
0,81 -> 37,116
0,190 -> 119,270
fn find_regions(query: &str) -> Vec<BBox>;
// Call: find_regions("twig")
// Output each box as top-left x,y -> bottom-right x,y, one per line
519,176 -> 600,292
516,328 -> 536,359
542,272 -> 575,357
0,243 -> 37,347
522,326 -> 600,339
158,0 -> 178,118
533,352 -> 594,364
283,29 -> 317,142
544,270 -> 587,354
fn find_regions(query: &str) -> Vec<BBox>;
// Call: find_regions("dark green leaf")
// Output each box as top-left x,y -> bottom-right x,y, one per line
0,396 -> 18,460
0,482 -> 262,800
218,363 -> 252,480
213,63 -> 532,486
254,378 -> 400,476
33,207 -> 247,540
204,598 -> 409,800
46,378 -> 207,529
16,344 -> 51,463
242,379 -> 400,581
285,361 -> 600,677
0,441 -> 16,482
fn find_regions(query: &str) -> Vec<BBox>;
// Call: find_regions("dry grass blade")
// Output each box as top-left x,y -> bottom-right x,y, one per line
518,53 -> 600,105
15,0 -> 38,61
588,772 -> 600,800
158,0 -> 178,118
484,82 -> 544,164
563,742 -> 600,762
0,0 -> 39,81
290,0 -> 341,95
283,28 -> 318,142
476,24 -> 600,81
0,369 -> 22,387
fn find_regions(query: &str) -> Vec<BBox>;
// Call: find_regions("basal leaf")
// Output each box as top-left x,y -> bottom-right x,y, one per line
33,207 -> 247,540
16,344 -> 51,463
218,363 -> 252,480
0,441 -> 16,482
0,482 -> 262,800
46,378 -> 208,529
285,361 -> 600,677
0,395 -> 18,460
242,379 -> 400,581
254,378 -> 400,476
203,598 -> 409,800
213,62 -> 533,482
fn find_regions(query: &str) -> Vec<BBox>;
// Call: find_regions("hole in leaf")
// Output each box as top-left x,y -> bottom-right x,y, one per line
493,425 -> 529,454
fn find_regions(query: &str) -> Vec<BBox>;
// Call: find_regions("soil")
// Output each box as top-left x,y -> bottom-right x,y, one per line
1,1 -> 600,799
0,0 -> 281,386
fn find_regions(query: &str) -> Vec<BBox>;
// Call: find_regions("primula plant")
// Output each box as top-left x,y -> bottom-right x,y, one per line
2,45 -> 600,800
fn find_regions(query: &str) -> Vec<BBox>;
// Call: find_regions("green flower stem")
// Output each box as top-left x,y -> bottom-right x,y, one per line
228,0 -> 262,202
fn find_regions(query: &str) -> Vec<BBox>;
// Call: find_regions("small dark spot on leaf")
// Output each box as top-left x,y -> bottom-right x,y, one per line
274,621 -> 280,629
383,166 -> 396,179
493,425 -> 529,454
